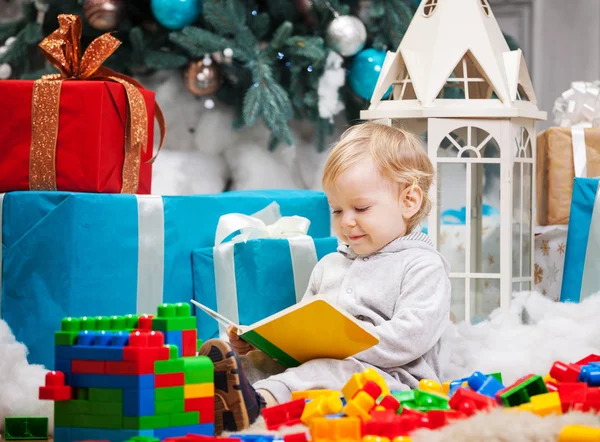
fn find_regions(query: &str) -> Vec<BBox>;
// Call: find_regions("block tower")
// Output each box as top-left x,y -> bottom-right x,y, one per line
39,303 -> 214,442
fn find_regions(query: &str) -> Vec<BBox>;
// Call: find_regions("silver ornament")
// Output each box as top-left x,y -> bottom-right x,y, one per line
0,63 -> 12,80
325,15 -> 367,57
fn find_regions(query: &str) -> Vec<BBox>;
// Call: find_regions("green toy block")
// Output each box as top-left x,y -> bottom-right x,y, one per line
155,399 -> 185,415
183,357 -> 213,384
96,316 -> 111,330
414,390 -> 450,410
155,358 -> 185,374
110,315 -> 126,330
498,375 -> 548,407
88,388 -> 124,403
75,388 -> 89,400
54,331 -> 79,346
157,303 -> 178,318
487,372 -> 503,383
85,401 -> 123,416
169,412 -> 200,427
123,314 -> 140,329
80,316 -> 98,330
61,317 -> 81,332
155,386 -> 184,401
197,339 -> 203,352
74,414 -> 122,429
152,317 -> 196,332
123,415 -> 170,430
3,417 -> 48,440
124,437 -> 160,442
168,345 -> 179,359
54,403 -> 72,427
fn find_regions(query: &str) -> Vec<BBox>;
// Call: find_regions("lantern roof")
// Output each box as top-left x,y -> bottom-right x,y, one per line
360,0 -> 547,121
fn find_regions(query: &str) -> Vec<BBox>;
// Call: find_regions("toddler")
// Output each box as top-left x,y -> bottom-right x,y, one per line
199,122 -> 451,434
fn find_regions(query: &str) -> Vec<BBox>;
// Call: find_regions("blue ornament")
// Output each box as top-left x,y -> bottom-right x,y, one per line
151,0 -> 202,30
348,48 -> 392,101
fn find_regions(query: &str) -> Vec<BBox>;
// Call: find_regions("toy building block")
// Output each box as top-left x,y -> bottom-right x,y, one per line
495,375 -> 547,407
519,392 -> 562,416
282,433 -> 307,442
152,303 -> 196,332
4,417 -> 48,440
558,425 -> 600,442
301,394 -> 344,425
557,383 -> 588,413
425,410 -> 464,430
418,380 -> 443,396
413,390 -> 450,411
342,390 -> 375,422
310,416 -> 361,442
378,395 -> 401,413
181,330 -> 198,357
574,354 -> 600,366
441,381 -> 451,396
550,361 -> 582,383
261,399 -> 306,430
578,364 -> 600,386
448,388 -> 497,416
467,372 -> 504,398
291,390 -> 341,401
342,369 -> 391,401
39,371 -> 72,401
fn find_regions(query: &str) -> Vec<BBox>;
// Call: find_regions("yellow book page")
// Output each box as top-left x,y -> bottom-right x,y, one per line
250,298 -> 379,363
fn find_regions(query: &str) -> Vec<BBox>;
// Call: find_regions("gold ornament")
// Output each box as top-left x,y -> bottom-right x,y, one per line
83,0 -> 125,31
184,56 -> 222,97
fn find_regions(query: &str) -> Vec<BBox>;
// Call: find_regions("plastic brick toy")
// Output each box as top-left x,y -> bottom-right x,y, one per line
40,303 -> 213,442
3,417 -> 48,440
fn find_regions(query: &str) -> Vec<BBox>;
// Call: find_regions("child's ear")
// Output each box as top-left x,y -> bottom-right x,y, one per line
400,185 -> 423,219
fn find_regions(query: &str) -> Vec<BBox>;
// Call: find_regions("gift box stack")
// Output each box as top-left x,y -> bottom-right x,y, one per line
536,81 -> 600,302
0,14 -> 337,378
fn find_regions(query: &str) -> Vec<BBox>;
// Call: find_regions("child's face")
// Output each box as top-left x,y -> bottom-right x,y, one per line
325,159 -> 409,255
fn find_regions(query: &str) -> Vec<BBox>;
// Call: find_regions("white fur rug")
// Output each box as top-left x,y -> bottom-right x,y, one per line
1,291 -> 600,440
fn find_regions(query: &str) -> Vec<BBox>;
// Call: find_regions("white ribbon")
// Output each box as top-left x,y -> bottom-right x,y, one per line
135,195 -> 165,315
571,125 -> 589,178
213,202 -> 318,336
580,182 -> 600,301
0,193 -> 4,317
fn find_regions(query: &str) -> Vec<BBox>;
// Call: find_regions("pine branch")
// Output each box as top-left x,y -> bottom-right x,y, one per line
144,50 -> 188,70
381,0 -> 413,48
169,27 -> 238,59
243,83 -> 263,125
0,21 -> 21,43
203,0 -> 248,37
0,23 -> 39,64
249,12 -> 271,40
269,21 -> 293,50
284,36 -> 326,62
266,0 -> 301,23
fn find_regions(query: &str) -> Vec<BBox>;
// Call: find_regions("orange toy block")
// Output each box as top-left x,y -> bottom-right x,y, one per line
301,394 -> 343,426
342,369 -> 391,401
343,390 -> 376,422
310,416 -> 361,442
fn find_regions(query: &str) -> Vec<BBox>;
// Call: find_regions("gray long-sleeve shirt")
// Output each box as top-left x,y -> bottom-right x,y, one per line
252,231 -> 452,402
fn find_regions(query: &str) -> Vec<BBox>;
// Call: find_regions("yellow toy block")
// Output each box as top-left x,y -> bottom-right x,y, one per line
362,436 -> 390,442
558,425 -> 600,442
517,402 -> 534,412
392,438 -> 412,442
292,389 -> 341,401
374,405 -> 387,412
301,393 -> 343,426
342,368 -> 390,401
442,380 -> 451,396
543,373 -> 557,384
343,390 -> 375,422
184,383 -> 214,399
418,379 -> 443,395
529,392 -> 562,416
311,416 -> 361,442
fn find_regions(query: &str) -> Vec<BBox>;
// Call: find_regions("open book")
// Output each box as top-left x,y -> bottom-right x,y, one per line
190,296 -> 380,368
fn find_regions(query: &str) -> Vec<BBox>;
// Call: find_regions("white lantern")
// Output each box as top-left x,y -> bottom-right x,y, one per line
360,0 -> 547,322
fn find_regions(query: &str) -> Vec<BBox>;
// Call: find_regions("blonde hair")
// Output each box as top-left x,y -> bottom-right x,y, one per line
322,122 -> 434,234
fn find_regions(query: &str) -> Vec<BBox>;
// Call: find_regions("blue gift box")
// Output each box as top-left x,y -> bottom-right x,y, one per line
0,190 -> 330,367
193,236 -> 339,341
561,177 -> 600,303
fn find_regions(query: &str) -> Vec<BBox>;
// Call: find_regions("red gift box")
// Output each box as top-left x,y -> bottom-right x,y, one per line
0,79 -> 155,194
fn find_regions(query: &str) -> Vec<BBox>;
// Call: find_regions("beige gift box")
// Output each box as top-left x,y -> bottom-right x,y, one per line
537,127 -> 600,225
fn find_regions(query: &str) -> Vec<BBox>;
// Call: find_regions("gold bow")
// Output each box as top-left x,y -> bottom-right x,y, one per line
30,14 -> 166,193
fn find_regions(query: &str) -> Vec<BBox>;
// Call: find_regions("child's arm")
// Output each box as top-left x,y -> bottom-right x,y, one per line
354,253 -> 451,368
300,258 -> 325,301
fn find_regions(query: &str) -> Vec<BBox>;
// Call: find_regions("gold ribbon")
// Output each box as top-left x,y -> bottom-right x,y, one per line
30,14 -> 166,193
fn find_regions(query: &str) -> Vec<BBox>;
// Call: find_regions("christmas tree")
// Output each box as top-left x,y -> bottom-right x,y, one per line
0,0 -> 519,151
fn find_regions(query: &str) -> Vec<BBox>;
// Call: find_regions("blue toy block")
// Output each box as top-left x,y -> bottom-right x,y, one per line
69,427 -> 154,442
235,435 -> 277,442
123,388 -> 155,416
71,374 -> 154,389
56,345 -> 124,361
579,364 -> 600,386
54,427 -> 71,442
164,331 -> 183,357
153,423 -> 214,440
467,371 -> 505,398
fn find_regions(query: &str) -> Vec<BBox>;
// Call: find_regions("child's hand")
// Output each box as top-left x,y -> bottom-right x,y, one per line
227,325 -> 255,355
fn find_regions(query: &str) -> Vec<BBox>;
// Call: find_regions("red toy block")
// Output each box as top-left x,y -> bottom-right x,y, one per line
105,360 -> 155,375
378,395 -> 401,413
262,399 -> 306,430
137,314 -> 155,331
163,437 -> 240,442
39,371 -> 73,401
546,381 -> 559,392
360,381 -> 383,400
71,360 -> 106,374
182,329 -> 198,357
550,361 -> 581,383
449,388 -> 497,416
426,410 -> 464,430
558,383 -> 588,413
185,397 -> 214,423
283,433 -> 307,442
122,330 -> 169,361
575,354 -> 600,366
156,373 -> 185,387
